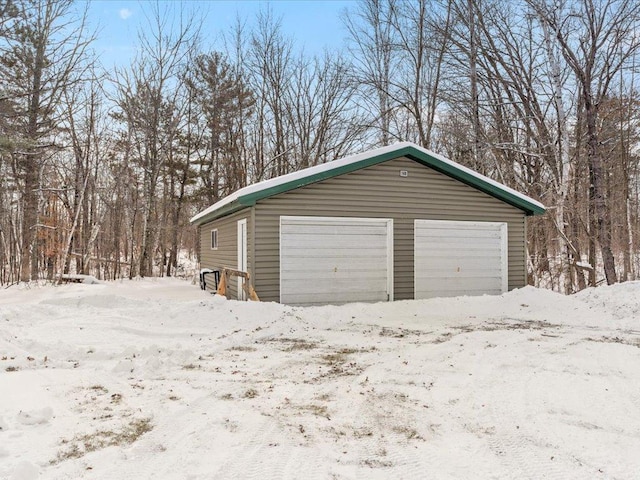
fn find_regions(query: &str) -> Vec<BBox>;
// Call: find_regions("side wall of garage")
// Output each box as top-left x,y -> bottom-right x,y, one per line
253,156 -> 526,302
198,209 -> 253,299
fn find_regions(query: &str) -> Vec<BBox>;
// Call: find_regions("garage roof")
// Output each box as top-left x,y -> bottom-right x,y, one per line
190,142 -> 546,225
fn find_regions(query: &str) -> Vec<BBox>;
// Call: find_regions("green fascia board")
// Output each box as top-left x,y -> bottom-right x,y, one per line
239,146 -> 545,216
192,200 -> 248,226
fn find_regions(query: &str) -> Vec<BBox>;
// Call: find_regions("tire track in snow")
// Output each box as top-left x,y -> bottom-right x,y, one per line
326,368 -> 432,480
359,401 -> 428,480
475,332 -> 599,480
485,432 -> 582,480
86,387 -> 240,479
211,414 -> 326,480
212,336 -> 328,480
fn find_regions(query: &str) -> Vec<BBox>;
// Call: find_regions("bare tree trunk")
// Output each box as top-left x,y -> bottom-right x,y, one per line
21,19 -> 47,281
585,96 -> 617,284
468,0 -> 482,171
344,0 -> 395,146
541,15 -> 573,292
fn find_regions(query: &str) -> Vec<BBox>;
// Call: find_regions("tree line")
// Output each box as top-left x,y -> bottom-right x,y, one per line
1,0 -> 639,294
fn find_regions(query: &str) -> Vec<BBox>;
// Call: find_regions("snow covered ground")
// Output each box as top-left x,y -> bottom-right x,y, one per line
1,278 -> 639,479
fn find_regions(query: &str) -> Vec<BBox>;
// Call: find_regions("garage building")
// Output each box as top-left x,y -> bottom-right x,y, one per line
190,142 -> 545,305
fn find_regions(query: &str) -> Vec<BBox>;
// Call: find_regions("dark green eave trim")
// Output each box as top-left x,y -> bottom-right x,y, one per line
191,200 -> 249,226
192,145 -> 545,225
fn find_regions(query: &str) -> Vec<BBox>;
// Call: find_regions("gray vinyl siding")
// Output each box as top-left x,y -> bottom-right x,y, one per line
198,209 -> 253,299
252,157 -> 526,302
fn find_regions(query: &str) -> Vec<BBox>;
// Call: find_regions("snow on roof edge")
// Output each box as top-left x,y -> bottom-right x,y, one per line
190,142 -> 545,224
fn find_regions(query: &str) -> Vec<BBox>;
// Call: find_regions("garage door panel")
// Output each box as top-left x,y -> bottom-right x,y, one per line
415,228 -> 503,239
414,287 -> 501,299
282,249 -> 389,259
281,225 -> 388,235
419,272 -> 504,282
281,277 -> 388,293
416,232 -> 502,244
417,243 -> 501,255
281,224 -> 387,235
418,249 -> 503,259
281,239 -> 387,250
281,290 -> 389,306
415,220 -> 507,299
419,255 -> 501,267
283,268 -> 388,279
282,263 -> 388,274
422,266 -> 505,277
282,246 -> 387,260
417,277 -> 503,296
416,234 -> 502,243
280,216 -> 393,305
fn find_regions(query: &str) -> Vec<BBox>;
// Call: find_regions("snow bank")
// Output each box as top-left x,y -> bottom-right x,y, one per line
575,280 -> 640,326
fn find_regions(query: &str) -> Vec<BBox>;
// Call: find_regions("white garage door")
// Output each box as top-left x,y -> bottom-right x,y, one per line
415,220 -> 508,299
280,216 -> 393,305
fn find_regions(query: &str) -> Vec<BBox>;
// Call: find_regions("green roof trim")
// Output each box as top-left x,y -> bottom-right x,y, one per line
191,143 -> 545,226
199,199 -> 247,223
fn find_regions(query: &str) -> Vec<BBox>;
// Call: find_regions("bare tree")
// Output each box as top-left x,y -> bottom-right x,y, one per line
528,0 -> 640,285
0,0 -> 95,281
384,0 -> 453,148
113,3 -> 200,277
247,9 -> 295,178
184,51 -> 254,206
56,76 -> 111,280
344,0 -> 397,146
285,51 -> 364,168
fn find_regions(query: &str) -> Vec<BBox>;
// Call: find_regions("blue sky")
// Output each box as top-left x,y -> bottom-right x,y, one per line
84,1 -> 357,68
